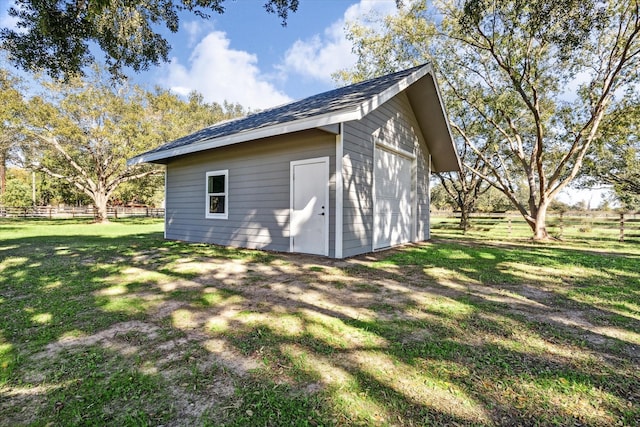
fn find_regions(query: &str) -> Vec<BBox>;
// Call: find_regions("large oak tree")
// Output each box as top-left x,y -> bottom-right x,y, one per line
24,67 -> 245,221
339,0 -> 640,239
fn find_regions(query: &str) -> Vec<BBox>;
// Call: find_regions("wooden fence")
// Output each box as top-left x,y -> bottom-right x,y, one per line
0,205 -> 165,219
431,211 -> 640,242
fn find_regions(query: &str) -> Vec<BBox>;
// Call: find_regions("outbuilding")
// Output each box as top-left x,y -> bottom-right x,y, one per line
128,64 -> 461,258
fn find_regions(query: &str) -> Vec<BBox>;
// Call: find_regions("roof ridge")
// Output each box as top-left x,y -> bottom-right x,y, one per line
251,62 -> 429,114
129,63 -> 432,165
187,63 -> 431,133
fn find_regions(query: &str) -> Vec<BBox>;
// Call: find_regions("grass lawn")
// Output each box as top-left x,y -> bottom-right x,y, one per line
0,217 -> 638,426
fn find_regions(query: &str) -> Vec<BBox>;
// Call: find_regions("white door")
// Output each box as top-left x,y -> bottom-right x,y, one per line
290,157 -> 329,256
374,147 -> 412,249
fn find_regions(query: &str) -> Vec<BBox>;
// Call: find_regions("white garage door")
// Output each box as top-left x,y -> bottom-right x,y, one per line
374,147 -> 412,250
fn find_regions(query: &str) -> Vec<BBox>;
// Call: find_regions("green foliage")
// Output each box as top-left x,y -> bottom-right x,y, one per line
338,0 -> 640,239
585,97 -> 640,210
37,172 -> 91,206
548,199 -> 571,213
459,0 -> 602,58
0,66 -> 26,196
475,186 -> 514,213
333,0 -> 434,83
0,67 -> 24,133
0,176 -> 31,206
1,0 -> 299,79
22,65 -> 244,219
429,181 -> 456,210
111,173 -> 164,207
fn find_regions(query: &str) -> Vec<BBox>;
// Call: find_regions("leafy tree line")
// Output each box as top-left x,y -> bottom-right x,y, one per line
0,65 -> 246,222
0,168 -> 34,207
337,0 -> 640,238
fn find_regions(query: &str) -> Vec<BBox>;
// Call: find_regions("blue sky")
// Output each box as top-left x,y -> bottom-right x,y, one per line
148,0 -> 398,109
0,0 -> 398,110
0,0 -> 612,206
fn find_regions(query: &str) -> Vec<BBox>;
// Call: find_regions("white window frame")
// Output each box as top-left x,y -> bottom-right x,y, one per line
205,170 -> 228,219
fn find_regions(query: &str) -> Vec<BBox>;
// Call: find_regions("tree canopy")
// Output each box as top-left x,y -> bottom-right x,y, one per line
585,97 -> 640,210
338,0 -> 640,238
0,68 -> 26,196
18,66 -> 245,221
1,0 -> 299,79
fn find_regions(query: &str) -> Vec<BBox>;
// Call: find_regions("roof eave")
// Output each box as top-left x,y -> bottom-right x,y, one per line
127,63 -> 457,168
127,108 -> 362,165
406,70 -> 462,173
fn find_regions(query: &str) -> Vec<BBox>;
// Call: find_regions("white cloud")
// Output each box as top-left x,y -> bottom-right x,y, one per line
160,31 -> 292,110
158,0 -> 399,108
279,0 -> 398,83
182,20 -> 212,48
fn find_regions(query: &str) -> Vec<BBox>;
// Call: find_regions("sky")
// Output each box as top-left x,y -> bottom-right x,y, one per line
149,0 -> 398,109
0,0 -> 612,207
0,0 -> 398,110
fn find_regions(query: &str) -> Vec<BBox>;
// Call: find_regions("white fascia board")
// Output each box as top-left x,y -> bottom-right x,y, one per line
317,124 -> 341,135
128,108 -> 362,165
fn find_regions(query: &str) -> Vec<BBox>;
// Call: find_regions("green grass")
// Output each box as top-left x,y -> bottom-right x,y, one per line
1,217 -> 639,426
431,212 -> 640,245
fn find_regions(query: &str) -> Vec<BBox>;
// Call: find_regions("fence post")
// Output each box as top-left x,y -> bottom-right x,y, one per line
508,216 -> 512,236
114,206 -> 118,219
559,211 -> 564,237
619,213 -> 625,243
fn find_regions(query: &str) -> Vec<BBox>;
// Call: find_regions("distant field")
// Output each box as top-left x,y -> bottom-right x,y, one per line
431,211 -> 640,243
1,217 -> 638,426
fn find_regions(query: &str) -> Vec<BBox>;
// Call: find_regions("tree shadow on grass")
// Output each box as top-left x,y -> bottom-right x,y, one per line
366,240 -> 640,353
0,228 -> 639,425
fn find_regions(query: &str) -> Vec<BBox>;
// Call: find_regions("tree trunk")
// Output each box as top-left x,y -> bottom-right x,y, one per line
0,149 -> 6,196
93,192 -> 110,223
459,208 -> 470,232
532,201 -> 550,240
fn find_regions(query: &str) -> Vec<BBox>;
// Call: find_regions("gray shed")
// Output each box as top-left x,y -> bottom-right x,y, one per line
128,64 -> 460,258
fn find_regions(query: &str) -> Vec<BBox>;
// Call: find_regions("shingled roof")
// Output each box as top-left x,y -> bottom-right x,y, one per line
128,63 -> 460,172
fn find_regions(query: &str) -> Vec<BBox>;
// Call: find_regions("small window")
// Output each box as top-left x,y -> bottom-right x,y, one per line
206,170 -> 228,219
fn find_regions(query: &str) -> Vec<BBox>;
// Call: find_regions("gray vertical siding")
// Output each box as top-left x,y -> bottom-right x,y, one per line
165,129 -> 336,256
342,92 -> 431,257
342,120 -> 374,258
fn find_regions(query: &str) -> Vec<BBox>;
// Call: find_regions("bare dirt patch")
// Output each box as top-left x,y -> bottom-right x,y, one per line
4,240 -> 638,426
